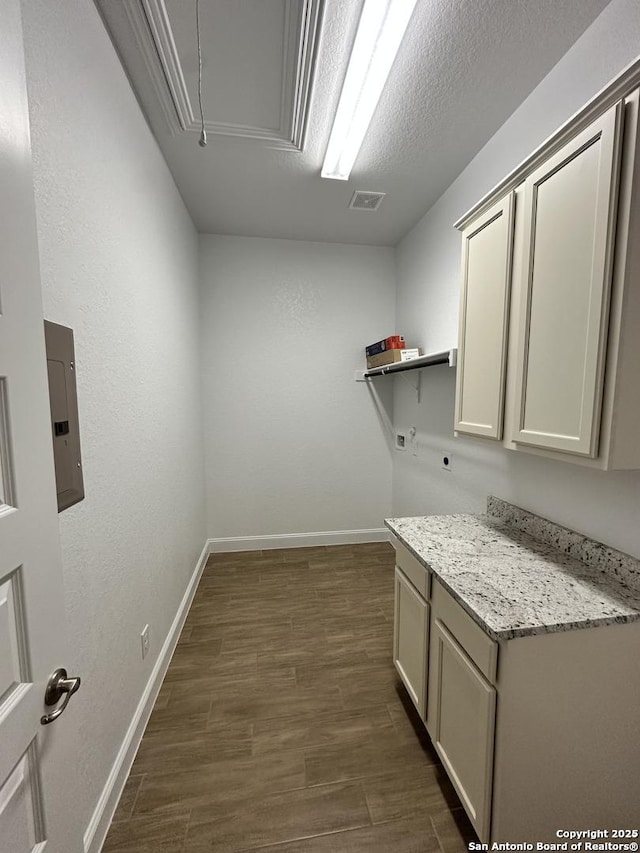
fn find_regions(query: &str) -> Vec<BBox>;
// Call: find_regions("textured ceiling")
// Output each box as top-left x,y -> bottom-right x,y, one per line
97,0 -> 611,246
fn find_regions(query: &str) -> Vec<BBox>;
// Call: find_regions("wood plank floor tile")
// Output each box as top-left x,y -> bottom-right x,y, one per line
103,543 -> 474,853
183,604 -> 268,627
162,668 -> 298,700
295,658 -> 398,690
257,559 -> 311,576
339,677 -> 406,710
363,765 -> 461,823
430,808 -> 477,853
101,812 -> 190,853
221,628 -> 328,656
153,682 -> 172,710
255,643 -> 334,672
273,649 -> 372,672
304,727 -> 438,787
320,632 -> 392,661
184,781 -> 371,852
133,750 -> 306,816
313,544 -> 357,558
267,546 -> 332,561
243,813 -> 440,853
206,550 -> 268,565
307,559 -> 359,572
350,541 -> 394,554
208,684 -> 344,724
387,696 -> 435,748
188,617 -> 293,643
362,635 -> 396,660
323,619 -> 393,643
131,722 -> 253,774
252,705 -> 394,755
163,651 -> 257,684
143,693 -> 212,736
109,773 -> 144,823
169,638 -> 223,660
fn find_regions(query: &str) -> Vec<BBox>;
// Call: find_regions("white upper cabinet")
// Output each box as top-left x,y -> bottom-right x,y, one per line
455,194 -> 514,439
455,71 -> 640,469
511,104 -> 623,456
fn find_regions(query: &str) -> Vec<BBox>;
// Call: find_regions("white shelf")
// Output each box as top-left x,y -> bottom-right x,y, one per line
363,347 -> 457,378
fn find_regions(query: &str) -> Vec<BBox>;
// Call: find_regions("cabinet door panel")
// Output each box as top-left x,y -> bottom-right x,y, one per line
430,619 -> 496,842
512,102 -> 623,456
455,193 -> 514,439
393,567 -> 428,719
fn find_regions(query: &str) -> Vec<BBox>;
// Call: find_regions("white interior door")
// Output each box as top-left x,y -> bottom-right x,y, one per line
0,2 -> 81,851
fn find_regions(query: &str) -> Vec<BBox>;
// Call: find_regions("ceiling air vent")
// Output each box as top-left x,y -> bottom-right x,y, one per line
349,191 -> 386,211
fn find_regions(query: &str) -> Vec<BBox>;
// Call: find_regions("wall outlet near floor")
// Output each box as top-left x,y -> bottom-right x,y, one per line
396,433 -> 407,450
141,624 -> 150,659
441,452 -> 453,471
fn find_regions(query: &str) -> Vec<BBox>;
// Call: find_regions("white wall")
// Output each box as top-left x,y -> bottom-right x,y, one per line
200,235 -> 395,539
393,0 -> 640,558
22,0 -> 206,844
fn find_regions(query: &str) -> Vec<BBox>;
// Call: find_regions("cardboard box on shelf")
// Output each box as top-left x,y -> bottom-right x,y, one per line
365,335 -> 406,357
366,348 -> 423,369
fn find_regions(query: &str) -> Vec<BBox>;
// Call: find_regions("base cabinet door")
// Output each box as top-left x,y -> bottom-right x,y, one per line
428,619 -> 496,842
393,567 -> 429,719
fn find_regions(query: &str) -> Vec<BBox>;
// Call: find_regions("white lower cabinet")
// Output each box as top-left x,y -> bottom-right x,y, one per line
426,581 -> 497,842
392,542 -> 640,842
428,618 -> 496,842
393,566 -> 429,719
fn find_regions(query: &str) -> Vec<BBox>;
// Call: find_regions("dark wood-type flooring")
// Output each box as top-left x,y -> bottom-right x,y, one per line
103,542 -> 477,852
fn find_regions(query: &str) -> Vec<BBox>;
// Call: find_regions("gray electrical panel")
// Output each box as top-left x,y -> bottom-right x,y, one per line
44,321 -> 84,512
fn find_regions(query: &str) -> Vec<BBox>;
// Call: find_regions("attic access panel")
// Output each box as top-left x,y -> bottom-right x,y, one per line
44,321 -> 84,512
95,0 -> 323,150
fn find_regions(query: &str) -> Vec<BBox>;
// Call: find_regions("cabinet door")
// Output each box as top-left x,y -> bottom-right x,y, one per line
393,567 -> 429,719
511,102 -> 624,456
455,193 -> 515,439
428,619 -> 496,842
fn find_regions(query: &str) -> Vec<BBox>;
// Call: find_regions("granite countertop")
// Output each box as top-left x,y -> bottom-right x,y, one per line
385,499 -> 640,641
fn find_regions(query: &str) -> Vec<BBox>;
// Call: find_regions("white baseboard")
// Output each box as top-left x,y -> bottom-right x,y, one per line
83,541 -> 210,853
207,527 -> 391,553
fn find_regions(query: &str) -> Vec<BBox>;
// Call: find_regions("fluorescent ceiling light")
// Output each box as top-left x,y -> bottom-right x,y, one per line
321,0 -> 418,181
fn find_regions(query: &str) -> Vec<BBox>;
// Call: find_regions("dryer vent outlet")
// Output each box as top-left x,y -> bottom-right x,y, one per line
349,191 -> 386,211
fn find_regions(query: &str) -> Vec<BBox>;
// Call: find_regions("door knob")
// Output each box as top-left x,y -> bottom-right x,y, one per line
40,667 -> 81,725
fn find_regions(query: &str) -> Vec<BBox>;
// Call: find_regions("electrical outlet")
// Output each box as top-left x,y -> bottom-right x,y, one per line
396,433 -> 406,450
141,624 -> 150,659
441,452 -> 453,472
